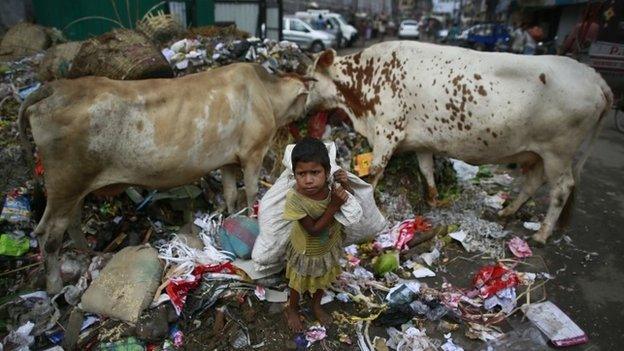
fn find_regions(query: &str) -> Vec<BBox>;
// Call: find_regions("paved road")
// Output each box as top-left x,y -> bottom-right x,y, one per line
543,114 -> 624,350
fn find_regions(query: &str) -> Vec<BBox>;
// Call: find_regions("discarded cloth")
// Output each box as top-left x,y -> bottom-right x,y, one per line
166,261 -> 238,315
219,216 -> 259,259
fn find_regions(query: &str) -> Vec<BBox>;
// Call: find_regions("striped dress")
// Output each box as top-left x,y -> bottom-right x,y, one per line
283,188 -> 343,294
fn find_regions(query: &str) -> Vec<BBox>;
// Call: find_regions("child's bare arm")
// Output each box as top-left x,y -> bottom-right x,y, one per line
298,185 -> 348,236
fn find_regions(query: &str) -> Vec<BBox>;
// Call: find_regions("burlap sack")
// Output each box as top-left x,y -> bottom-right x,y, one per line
136,11 -> 184,44
68,28 -> 173,80
37,41 -> 82,81
81,245 -> 163,323
0,22 -> 50,59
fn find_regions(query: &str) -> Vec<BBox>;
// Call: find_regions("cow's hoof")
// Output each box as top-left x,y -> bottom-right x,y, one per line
426,199 -> 439,208
497,207 -> 515,218
46,275 -> 63,295
531,233 -> 547,246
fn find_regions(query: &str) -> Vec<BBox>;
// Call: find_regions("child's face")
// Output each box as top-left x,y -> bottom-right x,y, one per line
294,161 -> 328,197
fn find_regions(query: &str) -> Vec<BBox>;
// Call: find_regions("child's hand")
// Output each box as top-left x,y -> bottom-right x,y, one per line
334,169 -> 349,187
329,184 -> 348,209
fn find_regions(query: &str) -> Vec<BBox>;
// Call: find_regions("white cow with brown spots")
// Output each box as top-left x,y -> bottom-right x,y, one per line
19,63 -> 311,293
305,41 -> 613,244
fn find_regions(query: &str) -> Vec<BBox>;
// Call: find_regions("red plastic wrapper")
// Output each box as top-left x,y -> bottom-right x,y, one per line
473,264 -> 519,299
307,111 -> 328,139
166,262 -> 237,314
34,153 -> 45,176
395,216 -> 432,251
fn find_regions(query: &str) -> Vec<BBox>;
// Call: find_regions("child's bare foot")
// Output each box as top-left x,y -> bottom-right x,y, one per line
284,305 -> 304,332
312,305 -> 332,325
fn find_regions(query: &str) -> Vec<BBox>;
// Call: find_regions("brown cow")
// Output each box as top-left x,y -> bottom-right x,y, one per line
19,63 -> 310,293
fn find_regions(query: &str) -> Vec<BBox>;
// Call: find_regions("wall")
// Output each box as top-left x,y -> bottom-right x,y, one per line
31,0 -> 216,40
32,0 -> 169,40
0,0 -> 33,32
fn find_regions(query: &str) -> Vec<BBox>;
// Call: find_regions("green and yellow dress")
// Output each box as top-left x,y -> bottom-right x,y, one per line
283,188 -> 344,295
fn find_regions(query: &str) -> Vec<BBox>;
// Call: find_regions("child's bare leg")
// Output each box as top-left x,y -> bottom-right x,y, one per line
285,289 -> 304,332
312,289 -> 332,325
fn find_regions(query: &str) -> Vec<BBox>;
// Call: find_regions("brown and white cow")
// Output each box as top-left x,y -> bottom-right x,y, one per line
19,63 -> 310,293
305,41 -> 613,244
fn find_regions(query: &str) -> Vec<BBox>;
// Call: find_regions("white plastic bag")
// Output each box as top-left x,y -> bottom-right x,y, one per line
252,142 -> 386,270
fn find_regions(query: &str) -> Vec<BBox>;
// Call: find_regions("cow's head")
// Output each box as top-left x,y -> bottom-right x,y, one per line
305,49 -> 341,111
276,73 -> 314,123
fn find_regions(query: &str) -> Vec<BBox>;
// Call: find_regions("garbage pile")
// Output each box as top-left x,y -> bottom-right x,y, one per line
0,19 -> 593,351
0,116 -> 592,351
161,37 -> 308,75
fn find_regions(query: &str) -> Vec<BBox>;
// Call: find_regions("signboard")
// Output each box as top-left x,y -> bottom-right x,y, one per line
589,0 -> 624,73
589,41 -> 624,73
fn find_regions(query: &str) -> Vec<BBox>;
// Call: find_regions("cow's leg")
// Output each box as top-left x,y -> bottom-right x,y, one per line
66,198 -> 89,250
35,195 -> 82,293
532,157 -> 575,244
241,150 -> 265,214
369,134 -> 403,189
498,161 -> 545,218
416,152 -> 438,207
221,164 -> 239,214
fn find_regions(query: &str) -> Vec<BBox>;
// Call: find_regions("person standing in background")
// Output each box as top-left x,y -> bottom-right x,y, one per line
523,24 -> 538,55
559,7 -> 600,56
365,20 -> 373,42
511,22 -> 526,54
378,18 -> 386,42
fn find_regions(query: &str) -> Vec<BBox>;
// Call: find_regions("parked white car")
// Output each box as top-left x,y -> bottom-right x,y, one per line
283,16 -> 336,52
398,19 -> 419,39
295,10 -> 358,46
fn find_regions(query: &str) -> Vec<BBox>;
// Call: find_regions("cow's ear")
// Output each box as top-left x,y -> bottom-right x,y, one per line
315,49 -> 335,71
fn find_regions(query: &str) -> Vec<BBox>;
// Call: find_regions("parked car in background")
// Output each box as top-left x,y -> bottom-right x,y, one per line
283,16 -> 336,52
440,24 -> 462,44
458,23 -> 511,51
398,20 -> 419,39
297,14 -> 344,47
295,10 -> 358,47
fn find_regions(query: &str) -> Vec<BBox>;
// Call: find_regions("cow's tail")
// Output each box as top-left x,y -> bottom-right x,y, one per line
18,85 -> 54,222
558,79 -> 613,228
18,84 -> 53,179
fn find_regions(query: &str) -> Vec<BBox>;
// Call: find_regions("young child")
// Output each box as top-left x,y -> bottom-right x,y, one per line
283,137 -> 351,332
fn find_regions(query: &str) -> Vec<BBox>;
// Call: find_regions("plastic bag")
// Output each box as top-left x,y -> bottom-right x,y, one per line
252,142 -> 386,269
473,264 -> 519,299
0,233 -> 30,256
0,188 -> 31,223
